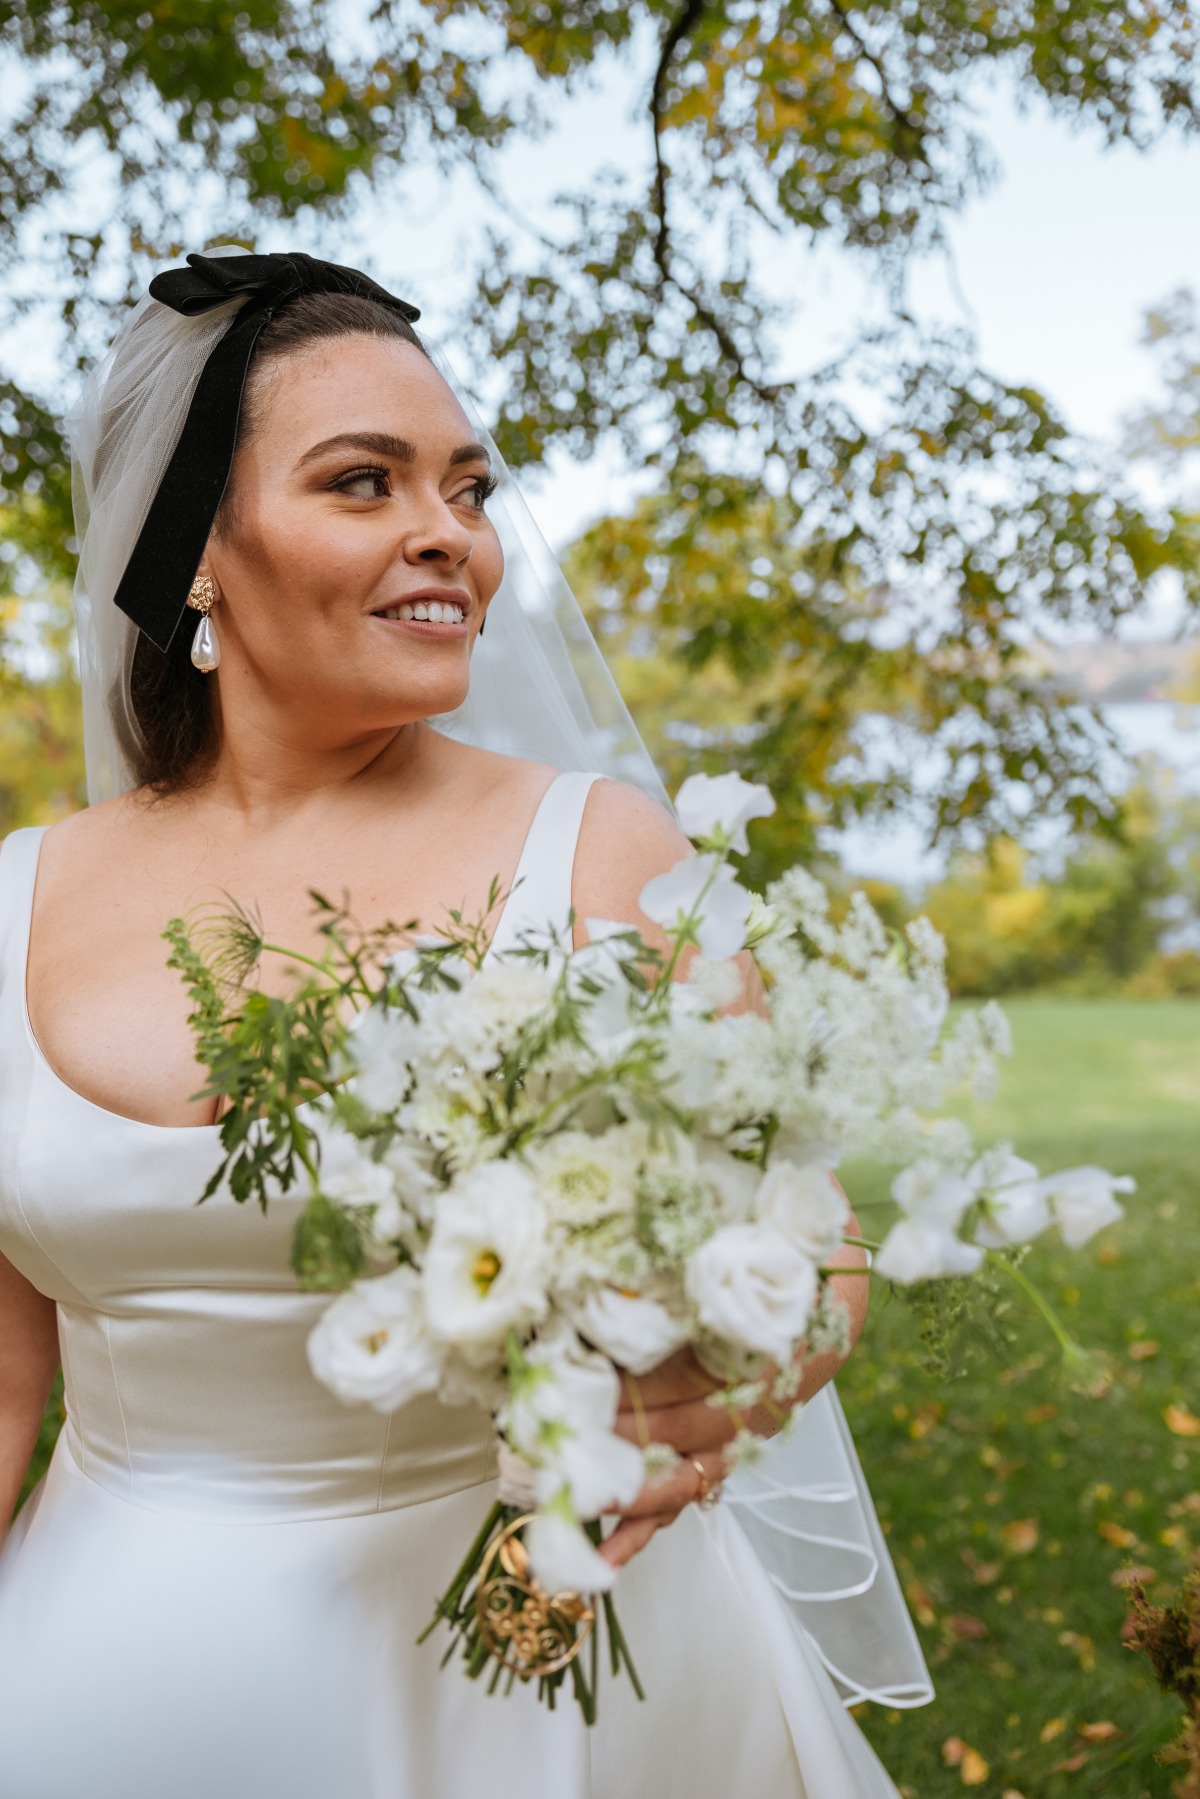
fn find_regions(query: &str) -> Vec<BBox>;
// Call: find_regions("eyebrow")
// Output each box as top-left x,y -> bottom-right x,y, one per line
294,431 -> 492,472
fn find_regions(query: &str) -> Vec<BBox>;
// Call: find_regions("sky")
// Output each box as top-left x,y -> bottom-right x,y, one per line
333,66 -> 1200,553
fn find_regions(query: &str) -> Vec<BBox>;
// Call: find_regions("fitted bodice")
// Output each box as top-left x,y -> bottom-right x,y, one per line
0,770 -> 603,1523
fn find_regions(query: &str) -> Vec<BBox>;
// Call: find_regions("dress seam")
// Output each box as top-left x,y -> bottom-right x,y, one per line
101,1312 -> 135,1493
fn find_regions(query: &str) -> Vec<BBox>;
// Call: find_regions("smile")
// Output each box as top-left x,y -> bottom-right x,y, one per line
376,601 -> 466,624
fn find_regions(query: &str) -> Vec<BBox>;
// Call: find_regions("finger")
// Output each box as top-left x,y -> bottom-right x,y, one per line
606,1450 -> 727,1519
599,1512 -> 663,1570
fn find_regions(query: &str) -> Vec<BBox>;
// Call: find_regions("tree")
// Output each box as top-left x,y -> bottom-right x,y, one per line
2,0 -> 1199,841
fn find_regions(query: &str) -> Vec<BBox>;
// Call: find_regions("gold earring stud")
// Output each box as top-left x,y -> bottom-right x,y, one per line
186,573 -> 220,673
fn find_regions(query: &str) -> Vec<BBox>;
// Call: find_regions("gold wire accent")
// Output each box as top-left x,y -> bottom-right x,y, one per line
475,1512 -> 596,1678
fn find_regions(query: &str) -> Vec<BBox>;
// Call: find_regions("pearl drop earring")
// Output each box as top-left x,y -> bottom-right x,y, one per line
186,573 -> 220,673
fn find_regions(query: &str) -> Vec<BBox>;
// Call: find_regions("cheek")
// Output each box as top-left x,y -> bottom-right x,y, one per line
225,504 -> 391,631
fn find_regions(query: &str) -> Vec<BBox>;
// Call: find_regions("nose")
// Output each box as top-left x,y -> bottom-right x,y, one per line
402,485 -> 474,568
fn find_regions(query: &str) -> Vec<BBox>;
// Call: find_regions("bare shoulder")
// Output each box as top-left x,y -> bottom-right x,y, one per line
574,776 -> 768,1015
573,778 -> 690,936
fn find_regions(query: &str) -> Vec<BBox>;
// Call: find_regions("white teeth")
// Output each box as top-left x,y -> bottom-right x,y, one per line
413,602 -> 429,620
399,604 -> 414,620
428,601 -> 445,623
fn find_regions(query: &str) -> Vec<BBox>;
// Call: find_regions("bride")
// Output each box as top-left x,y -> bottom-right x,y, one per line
0,249 -> 928,1796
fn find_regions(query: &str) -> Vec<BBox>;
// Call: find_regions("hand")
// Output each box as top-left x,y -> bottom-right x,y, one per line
599,1348 -> 788,1572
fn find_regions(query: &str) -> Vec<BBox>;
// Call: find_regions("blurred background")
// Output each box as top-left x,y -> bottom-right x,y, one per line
3,2 -> 1200,1790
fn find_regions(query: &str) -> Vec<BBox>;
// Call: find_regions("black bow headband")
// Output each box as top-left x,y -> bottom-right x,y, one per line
112,252 -> 421,651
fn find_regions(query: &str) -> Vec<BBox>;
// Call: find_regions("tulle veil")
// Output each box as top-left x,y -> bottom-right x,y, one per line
65,245 -> 931,1710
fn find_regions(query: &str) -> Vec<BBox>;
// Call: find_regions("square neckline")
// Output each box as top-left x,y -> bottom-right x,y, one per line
16,769 -> 572,1135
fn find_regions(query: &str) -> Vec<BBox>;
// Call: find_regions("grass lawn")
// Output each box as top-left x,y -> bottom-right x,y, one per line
15,997 -> 1199,1792
841,997 -> 1200,1797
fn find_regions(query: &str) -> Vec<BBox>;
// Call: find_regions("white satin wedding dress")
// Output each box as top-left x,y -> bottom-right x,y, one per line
0,770 -> 918,1798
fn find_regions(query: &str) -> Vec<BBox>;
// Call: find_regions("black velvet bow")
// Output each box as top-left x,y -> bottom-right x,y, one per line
113,253 -> 421,651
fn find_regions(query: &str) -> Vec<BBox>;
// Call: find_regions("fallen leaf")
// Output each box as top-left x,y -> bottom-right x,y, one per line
1052,1753 -> 1091,1773
1078,1721 -> 1122,1743
1096,1242 -> 1119,1265
1040,1718 -> 1069,1743
1002,1791 -> 1029,1799
1059,1629 -> 1096,1672
961,1747 -> 989,1786
1097,1521 -> 1138,1549
1160,1524 -> 1190,1550
1164,1404 -> 1200,1438
1127,1340 -> 1159,1361
943,1737 -> 967,1767
971,1559 -> 1001,1586
947,1613 -> 989,1641
1025,1403 -> 1057,1424
906,1579 -> 937,1627
1002,1518 -> 1040,1555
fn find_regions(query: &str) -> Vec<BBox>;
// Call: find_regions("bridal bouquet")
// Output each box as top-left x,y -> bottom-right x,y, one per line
166,772 -> 1131,1721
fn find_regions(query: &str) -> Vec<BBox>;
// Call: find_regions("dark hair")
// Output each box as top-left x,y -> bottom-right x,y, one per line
123,292 -> 429,794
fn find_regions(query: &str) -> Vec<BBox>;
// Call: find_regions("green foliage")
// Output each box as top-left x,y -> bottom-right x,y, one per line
1,0 -> 1199,849
0,575 -> 86,832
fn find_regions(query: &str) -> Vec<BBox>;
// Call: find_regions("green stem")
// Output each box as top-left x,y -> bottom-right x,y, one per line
992,1254 -> 1085,1361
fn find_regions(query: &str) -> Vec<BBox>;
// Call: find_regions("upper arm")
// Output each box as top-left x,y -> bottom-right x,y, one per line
571,779 -> 768,1016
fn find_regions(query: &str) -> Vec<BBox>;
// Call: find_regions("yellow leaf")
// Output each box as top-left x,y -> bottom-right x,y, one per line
961,1748 -> 990,1786
1079,1721 -> 1122,1742
1059,1629 -> 1096,1672
1128,1340 -> 1159,1360
1097,1521 -> 1138,1549
1001,1518 -> 1040,1554
1164,1403 -> 1200,1437
1040,1717 -> 1069,1743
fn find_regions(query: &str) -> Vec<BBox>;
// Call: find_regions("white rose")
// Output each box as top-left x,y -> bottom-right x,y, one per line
423,1163 -> 549,1360
1042,1166 -> 1134,1248
695,1140 -> 762,1222
674,772 -> 776,854
638,853 -> 754,959
567,1283 -> 691,1375
874,1219 -> 984,1284
755,1162 -> 850,1264
685,1223 -> 817,1364
525,1512 -> 617,1595
306,1268 -> 443,1413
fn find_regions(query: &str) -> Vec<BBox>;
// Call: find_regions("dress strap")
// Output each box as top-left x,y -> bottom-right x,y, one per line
485,771 -> 606,962
0,828 -> 47,990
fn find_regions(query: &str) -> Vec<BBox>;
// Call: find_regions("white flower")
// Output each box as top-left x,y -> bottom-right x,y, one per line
525,1512 -> 616,1595
686,954 -> 746,1013
675,772 -> 776,854
874,1219 -> 984,1284
306,1268 -> 443,1413
685,1223 -> 817,1363
754,1162 -> 850,1264
695,1140 -> 761,1222
345,1005 -> 422,1113
639,853 -> 754,959
892,1162 -> 977,1231
1042,1166 -> 1134,1248
311,1119 -> 398,1239
421,963 -> 556,1075
537,1427 -> 645,1518
504,1329 -> 622,1448
527,1129 -> 641,1229
972,1154 -> 1049,1249
423,1163 -> 549,1360
567,1283 -> 690,1375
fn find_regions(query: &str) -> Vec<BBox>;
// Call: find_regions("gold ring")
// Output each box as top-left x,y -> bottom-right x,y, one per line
689,1456 -> 723,1512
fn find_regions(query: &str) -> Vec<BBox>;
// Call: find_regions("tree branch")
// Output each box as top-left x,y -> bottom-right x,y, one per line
824,0 -> 924,145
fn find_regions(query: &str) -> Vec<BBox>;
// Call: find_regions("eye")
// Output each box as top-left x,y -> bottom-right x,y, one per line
331,465 -> 391,499
458,472 -> 498,511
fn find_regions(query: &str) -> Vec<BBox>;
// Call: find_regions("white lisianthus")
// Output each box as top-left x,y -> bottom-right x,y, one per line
972,1153 -> 1049,1248
525,1511 -> 617,1595
892,1162 -> 978,1231
754,1162 -> 850,1265
675,771 -> 776,854
423,1163 -> 549,1360
567,1282 -> 690,1375
638,853 -> 753,959
685,1223 -> 817,1364
874,1219 -> 984,1284
695,1140 -> 762,1223
307,1267 -> 443,1413
1042,1166 -> 1134,1247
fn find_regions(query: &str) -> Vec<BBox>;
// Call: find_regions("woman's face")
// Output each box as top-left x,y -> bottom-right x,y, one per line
203,334 -> 504,746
